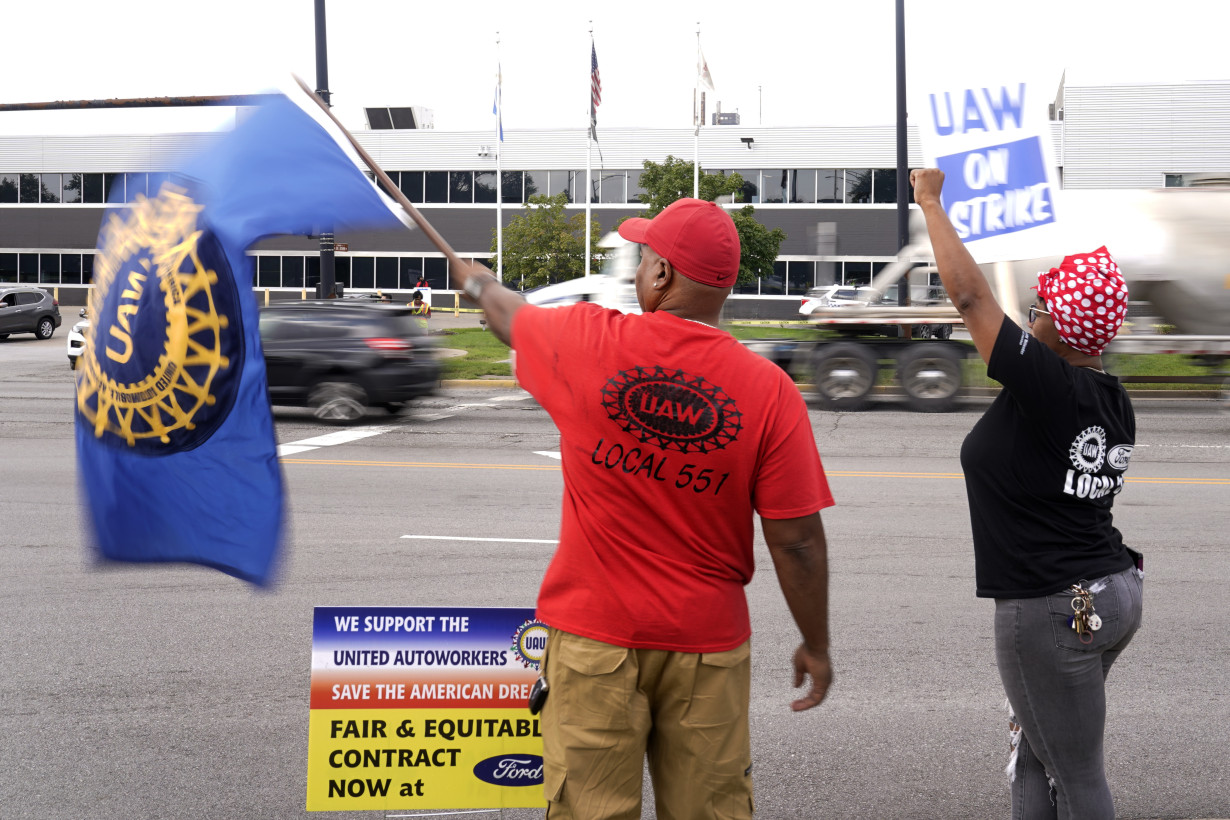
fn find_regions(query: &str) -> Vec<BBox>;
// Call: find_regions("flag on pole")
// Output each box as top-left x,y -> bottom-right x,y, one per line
698,45 -> 715,92
493,62 -> 503,142
589,40 -> 602,141
75,83 -> 410,586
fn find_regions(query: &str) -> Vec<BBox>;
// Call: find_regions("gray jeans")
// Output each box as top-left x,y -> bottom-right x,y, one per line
994,566 -> 1144,820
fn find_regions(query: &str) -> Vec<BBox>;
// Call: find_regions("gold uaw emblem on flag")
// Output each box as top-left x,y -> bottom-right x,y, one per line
77,183 -> 240,452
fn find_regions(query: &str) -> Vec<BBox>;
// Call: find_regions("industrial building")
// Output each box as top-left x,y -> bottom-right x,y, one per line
1,77 -> 1226,316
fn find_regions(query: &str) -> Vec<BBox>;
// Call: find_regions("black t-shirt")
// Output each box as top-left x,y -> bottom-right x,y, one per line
961,316 -> 1136,598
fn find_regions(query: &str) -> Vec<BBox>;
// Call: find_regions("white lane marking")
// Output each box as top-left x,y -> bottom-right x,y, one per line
449,404 -> 497,410
416,413 -> 455,422
400,535 -> 559,544
1133,443 -> 1230,449
534,451 -> 561,460
289,426 -> 399,447
277,444 -> 321,456
277,424 -> 401,456
493,394 -> 531,402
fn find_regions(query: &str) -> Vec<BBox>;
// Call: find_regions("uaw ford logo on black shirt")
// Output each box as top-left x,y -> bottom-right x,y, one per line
76,183 -> 242,453
601,366 -> 742,454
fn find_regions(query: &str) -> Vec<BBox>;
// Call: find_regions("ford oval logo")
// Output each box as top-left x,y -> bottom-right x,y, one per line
472,754 -> 544,786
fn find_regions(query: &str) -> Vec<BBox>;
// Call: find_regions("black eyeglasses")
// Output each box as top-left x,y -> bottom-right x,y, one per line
1028,304 -> 1051,323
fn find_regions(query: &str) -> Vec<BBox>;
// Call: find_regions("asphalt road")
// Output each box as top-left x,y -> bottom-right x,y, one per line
1,332 -> 1228,819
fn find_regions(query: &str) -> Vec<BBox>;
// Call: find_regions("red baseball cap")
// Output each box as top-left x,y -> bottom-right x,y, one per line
618,198 -> 740,287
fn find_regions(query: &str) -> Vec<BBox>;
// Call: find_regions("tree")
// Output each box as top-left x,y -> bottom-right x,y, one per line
491,192 -> 601,290
635,156 -> 785,286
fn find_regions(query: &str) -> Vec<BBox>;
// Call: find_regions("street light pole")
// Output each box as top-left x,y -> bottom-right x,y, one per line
895,0 -> 910,308
315,0 -> 337,299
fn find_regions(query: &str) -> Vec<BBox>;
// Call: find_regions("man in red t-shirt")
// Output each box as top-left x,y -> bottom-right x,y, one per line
453,198 -> 834,819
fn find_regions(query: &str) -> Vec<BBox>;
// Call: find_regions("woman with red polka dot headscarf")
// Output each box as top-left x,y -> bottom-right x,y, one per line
912,169 -> 1144,820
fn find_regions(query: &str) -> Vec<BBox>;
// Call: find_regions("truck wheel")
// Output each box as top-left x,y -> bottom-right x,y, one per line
897,344 -> 963,412
932,324 -> 953,340
812,343 -> 878,411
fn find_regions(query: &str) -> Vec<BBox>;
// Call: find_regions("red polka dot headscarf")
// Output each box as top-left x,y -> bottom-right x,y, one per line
1035,246 -> 1129,356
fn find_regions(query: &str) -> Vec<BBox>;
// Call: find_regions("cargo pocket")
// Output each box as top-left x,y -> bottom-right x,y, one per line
543,763 -> 566,813
557,633 -> 632,729
682,641 -> 752,728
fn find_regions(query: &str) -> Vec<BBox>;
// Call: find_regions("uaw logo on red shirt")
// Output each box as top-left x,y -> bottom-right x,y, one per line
601,366 -> 741,454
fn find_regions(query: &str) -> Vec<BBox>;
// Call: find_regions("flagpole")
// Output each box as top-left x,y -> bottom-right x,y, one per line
693,24 -> 701,198
585,24 -> 594,278
495,32 -> 503,283
292,76 -> 468,271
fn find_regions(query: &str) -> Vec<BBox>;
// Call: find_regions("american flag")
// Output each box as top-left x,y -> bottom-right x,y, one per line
590,41 -> 602,139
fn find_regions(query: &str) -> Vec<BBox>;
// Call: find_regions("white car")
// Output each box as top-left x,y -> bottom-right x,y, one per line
523,233 -> 641,314
798,285 -> 876,316
66,310 -> 89,369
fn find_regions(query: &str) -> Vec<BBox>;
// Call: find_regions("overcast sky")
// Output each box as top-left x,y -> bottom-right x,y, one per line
2,0 -> 1226,135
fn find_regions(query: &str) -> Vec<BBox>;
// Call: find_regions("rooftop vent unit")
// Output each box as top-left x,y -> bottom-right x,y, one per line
364,106 -> 434,130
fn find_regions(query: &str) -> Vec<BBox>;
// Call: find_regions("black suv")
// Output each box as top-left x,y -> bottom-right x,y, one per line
0,286 -> 62,340
259,301 -> 440,422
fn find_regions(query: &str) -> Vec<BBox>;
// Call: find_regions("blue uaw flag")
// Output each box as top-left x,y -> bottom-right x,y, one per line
76,85 -> 410,585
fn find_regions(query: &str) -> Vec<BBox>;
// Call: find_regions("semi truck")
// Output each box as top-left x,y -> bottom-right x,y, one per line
748,187 -> 1230,412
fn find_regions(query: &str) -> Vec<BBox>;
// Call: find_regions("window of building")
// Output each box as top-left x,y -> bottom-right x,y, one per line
843,260 -> 872,286
0,174 -> 16,203
733,169 -> 759,203
39,253 -> 60,284
376,257 -> 398,289
474,171 -> 497,204
546,170 -> 572,203
330,257 -> 351,289
257,256 -> 281,288
525,171 -> 548,202
282,255 -> 304,288
872,169 -> 898,204
19,174 -> 40,203
599,172 -> 626,204
817,169 -> 841,203
62,254 -> 83,284
449,171 -> 473,203
425,171 -> 449,203
788,260 -> 815,293
82,254 -> 94,284
41,174 -> 61,203
19,254 -> 38,283
627,169 -> 646,204
733,277 -> 759,295
790,169 -> 818,203
423,257 -> 448,289
400,171 -> 424,203
761,261 -> 787,294
351,256 -> 375,289
399,257 -> 424,289
845,169 -> 872,203
501,170 -> 523,203
0,253 -> 16,282
574,170 -> 596,204
104,173 -> 122,202
305,255 -> 320,290
82,173 -> 104,203
62,174 -> 83,204
762,169 -> 787,203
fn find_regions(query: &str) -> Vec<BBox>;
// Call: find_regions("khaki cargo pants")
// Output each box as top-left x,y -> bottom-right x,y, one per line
540,628 -> 753,820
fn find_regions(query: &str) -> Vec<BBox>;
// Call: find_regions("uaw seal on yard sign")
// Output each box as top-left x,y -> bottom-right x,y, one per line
77,183 -> 241,453
601,366 -> 742,454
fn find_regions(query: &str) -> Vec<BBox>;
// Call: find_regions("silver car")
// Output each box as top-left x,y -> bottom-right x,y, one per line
0,286 -> 62,341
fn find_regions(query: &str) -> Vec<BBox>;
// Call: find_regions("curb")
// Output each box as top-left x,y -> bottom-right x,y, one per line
440,379 -> 520,389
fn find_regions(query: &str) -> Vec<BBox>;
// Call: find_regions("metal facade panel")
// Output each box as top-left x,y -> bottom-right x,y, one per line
1062,82 -> 1230,188
0,134 -> 221,171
